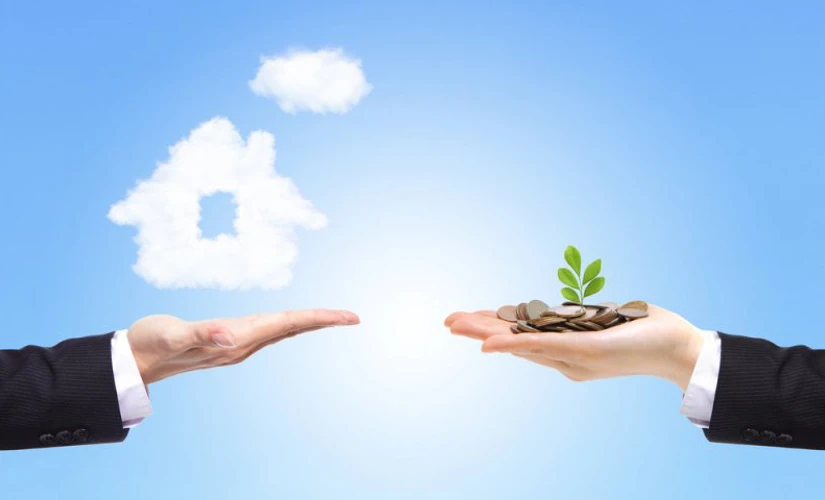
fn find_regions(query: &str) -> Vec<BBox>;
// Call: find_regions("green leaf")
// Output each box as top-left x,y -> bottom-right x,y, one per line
583,259 -> 602,284
564,246 -> 581,275
583,277 -> 605,298
561,287 -> 581,303
558,268 -> 579,289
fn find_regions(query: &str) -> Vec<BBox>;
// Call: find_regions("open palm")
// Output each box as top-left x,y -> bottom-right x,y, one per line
128,310 -> 360,384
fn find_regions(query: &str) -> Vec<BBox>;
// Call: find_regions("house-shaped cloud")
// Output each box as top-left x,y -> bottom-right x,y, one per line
108,117 -> 327,290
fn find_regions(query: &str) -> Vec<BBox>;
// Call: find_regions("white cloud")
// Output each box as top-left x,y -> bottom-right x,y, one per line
249,48 -> 372,114
108,117 -> 327,290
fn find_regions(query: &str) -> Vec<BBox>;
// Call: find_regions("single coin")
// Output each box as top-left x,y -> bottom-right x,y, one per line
497,305 -> 519,323
597,301 -> 619,309
527,300 -> 550,320
549,305 -> 586,319
564,322 -> 588,331
570,319 -> 604,331
541,309 -> 559,318
542,326 -> 567,333
591,307 -> 618,326
530,320 -> 563,331
517,303 -> 529,321
603,317 -> 625,328
563,301 -> 608,310
619,300 -> 648,311
533,316 -> 567,327
617,307 -> 649,319
581,306 -> 601,321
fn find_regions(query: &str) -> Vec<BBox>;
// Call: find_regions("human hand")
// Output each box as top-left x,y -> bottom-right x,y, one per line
127,309 -> 360,384
445,305 -> 704,391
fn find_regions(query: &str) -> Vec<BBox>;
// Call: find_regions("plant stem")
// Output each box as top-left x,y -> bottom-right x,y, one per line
577,271 -> 583,305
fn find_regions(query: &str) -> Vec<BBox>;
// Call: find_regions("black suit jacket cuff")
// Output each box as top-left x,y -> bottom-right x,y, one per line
703,332 -> 825,450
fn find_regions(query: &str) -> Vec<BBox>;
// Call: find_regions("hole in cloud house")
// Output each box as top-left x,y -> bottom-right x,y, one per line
198,192 -> 237,239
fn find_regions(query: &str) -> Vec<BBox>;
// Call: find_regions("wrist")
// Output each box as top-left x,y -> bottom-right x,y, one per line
656,323 -> 706,392
127,333 -> 163,386
128,347 -> 152,386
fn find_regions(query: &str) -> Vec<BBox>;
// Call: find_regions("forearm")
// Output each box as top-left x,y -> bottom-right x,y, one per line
0,333 -> 129,450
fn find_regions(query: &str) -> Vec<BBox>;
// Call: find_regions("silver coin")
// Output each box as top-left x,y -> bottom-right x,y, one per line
603,317 -> 625,328
541,326 -> 567,333
526,300 -> 550,320
581,306 -> 601,321
564,301 -> 608,310
591,306 -> 618,326
516,320 -> 540,333
517,303 -> 529,321
497,305 -> 518,323
549,305 -> 586,319
532,316 -> 567,327
564,322 -> 588,331
619,300 -> 648,311
617,308 -> 649,319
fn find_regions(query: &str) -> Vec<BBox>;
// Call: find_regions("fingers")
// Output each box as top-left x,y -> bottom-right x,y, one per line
260,325 -> 327,347
191,309 -> 358,350
482,333 -> 577,360
273,309 -> 360,331
251,309 -> 359,338
290,325 -> 327,335
246,309 -> 360,348
444,310 -> 497,327
241,324 -> 321,356
448,313 -> 512,341
444,311 -> 466,327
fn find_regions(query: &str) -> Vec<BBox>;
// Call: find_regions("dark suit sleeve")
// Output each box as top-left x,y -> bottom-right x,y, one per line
704,332 -> 825,450
0,332 -> 129,450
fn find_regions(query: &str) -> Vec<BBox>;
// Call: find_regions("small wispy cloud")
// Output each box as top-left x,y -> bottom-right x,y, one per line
249,48 -> 372,114
108,117 -> 327,290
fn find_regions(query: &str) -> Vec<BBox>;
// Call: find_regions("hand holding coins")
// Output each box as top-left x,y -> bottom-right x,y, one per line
447,246 -> 704,390
448,301 -> 704,391
497,300 -> 649,334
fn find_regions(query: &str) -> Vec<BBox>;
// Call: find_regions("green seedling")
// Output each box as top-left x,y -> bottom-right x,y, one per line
558,245 -> 605,305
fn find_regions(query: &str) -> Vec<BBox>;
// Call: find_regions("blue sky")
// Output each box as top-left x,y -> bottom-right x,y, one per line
1,1 -> 824,498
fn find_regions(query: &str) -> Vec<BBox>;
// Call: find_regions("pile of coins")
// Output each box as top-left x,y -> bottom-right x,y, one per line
497,300 -> 649,334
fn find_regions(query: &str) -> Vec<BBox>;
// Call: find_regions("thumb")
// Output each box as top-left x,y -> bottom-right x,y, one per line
191,322 -> 237,349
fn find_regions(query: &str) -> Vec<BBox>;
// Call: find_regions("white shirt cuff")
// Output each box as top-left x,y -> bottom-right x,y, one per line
111,329 -> 153,428
680,329 -> 721,428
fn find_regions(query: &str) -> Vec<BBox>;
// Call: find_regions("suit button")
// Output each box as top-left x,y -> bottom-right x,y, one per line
56,430 -> 73,445
741,428 -> 759,442
759,430 -> 776,444
73,428 -> 89,443
39,433 -> 56,446
776,433 -> 793,445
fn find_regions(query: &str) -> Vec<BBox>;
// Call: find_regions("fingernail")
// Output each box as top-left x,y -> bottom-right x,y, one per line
212,332 -> 236,348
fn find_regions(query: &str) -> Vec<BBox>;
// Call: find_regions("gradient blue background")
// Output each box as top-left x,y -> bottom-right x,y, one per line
1,1 -> 824,498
